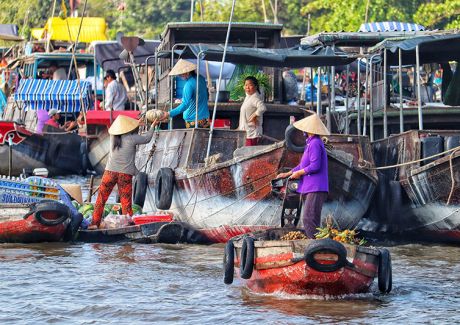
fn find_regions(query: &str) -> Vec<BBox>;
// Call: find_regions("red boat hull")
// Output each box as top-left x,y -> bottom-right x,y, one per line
0,212 -> 69,243
239,258 -> 376,296
199,225 -> 272,243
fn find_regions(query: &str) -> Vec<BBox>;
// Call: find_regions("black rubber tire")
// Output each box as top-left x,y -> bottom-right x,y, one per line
133,172 -> 148,207
239,236 -> 255,279
46,142 -> 61,165
32,201 -> 71,226
155,168 -> 174,210
80,142 -> 88,176
388,180 -> 403,224
305,238 -> 348,272
285,124 -> 305,153
63,212 -> 84,242
376,172 -> 389,220
223,240 -> 235,285
378,248 -> 392,294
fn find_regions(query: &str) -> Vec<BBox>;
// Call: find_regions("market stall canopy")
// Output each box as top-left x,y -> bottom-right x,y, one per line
31,17 -> 108,43
178,43 -> 356,68
14,79 -> 92,112
359,22 -> 425,33
91,40 -> 160,71
371,33 -> 460,65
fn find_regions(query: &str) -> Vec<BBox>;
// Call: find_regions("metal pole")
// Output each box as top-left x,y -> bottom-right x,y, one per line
416,45 -> 423,130
154,52 -> 159,110
369,56 -> 375,141
398,48 -> 404,133
205,0 -> 236,164
190,0 -> 195,22
345,65 -> 349,134
316,67 -> 321,115
329,47 -> 335,132
363,59 -> 369,136
144,55 -> 156,111
383,49 -> 388,138
93,45 -> 97,110
357,58 -> 361,135
195,53 -> 202,128
310,67 -> 314,109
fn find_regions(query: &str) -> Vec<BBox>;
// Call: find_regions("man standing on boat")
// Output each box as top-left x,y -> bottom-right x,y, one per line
160,59 -> 210,128
104,70 -> 128,111
276,114 -> 330,238
48,62 -> 66,80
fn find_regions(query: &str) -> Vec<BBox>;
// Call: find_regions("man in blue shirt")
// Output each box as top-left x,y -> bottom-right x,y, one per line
164,59 -> 210,128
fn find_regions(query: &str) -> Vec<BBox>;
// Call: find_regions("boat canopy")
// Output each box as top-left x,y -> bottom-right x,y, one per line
14,79 -> 92,112
178,43 -> 356,68
0,24 -> 23,42
91,40 -> 160,71
31,17 -> 107,43
371,33 -> 460,65
359,22 -> 425,33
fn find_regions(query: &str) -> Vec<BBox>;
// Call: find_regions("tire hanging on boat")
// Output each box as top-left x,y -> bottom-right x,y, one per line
26,200 -> 72,226
304,238 -> 348,273
223,240 -> 235,284
378,248 -> 392,294
133,172 -> 148,207
80,142 -> 88,176
285,124 -> 305,153
239,236 -> 255,279
155,167 -> 174,210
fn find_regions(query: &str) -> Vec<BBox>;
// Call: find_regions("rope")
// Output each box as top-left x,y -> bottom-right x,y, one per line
447,147 -> 460,205
359,144 -> 460,170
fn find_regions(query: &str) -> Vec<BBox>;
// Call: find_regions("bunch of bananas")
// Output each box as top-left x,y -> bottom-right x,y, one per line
280,231 -> 308,241
315,224 -> 366,245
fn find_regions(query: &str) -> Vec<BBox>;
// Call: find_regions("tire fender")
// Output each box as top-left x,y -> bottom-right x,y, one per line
155,167 -> 174,210
133,172 -> 148,208
223,240 -> 235,284
378,248 -> 392,294
29,200 -> 72,226
239,236 -> 255,279
304,238 -> 348,272
285,124 -> 305,153
80,142 -> 88,176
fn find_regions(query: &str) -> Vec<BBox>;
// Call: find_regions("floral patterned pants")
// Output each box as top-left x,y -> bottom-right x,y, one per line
92,170 -> 133,226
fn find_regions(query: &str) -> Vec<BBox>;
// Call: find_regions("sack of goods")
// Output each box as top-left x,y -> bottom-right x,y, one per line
146,109 -> 167,122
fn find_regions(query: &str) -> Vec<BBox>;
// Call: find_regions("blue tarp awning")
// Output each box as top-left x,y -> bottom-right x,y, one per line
359,22 -> 425,33
14,79 -> 92,112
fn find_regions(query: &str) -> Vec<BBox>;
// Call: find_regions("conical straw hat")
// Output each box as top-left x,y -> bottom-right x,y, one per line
108,115 -> 139,135
169,59 -> 196,76
61,184 -> 83,204
293,114 -> 330,136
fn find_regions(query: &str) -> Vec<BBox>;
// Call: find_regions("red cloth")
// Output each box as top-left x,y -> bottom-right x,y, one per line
91,170 -> 133,226
45,119 -> 60,128
245,137 -> 260,146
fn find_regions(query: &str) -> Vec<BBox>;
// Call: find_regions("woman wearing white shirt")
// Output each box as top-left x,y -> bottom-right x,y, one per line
238,76 -> 266,146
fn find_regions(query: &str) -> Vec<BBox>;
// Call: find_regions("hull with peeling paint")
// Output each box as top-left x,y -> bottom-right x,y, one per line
232,229 -> 380,296
137,129 -> 377,243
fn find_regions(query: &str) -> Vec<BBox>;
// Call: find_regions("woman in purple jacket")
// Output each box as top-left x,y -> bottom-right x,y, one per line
276,114 -> 330,237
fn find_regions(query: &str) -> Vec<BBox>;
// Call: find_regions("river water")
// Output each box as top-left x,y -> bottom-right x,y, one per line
1,177 -> 459,323
1,242 -> 459,323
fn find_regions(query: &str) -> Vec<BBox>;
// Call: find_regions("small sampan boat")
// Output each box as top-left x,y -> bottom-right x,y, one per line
223,228 -> 392,296
0,201 -> 73,243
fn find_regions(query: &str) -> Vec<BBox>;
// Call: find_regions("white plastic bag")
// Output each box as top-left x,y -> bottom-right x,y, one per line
102,214 -> 133,229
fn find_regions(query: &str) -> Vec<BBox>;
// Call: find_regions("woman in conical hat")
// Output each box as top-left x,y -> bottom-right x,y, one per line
88,115 -> 158,229
157,59 -> 210,128
276,114 -> 330,237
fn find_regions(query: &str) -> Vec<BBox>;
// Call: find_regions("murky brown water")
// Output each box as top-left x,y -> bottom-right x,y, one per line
1,242 -> 459,324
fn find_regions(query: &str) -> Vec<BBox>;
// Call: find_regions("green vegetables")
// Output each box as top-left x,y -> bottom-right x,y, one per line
73,201 -> 143,219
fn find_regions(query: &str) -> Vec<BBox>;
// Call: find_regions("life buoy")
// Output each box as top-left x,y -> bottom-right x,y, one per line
155,167 -> 174,210
223,240 -> 235,284
27,200 -> 71,226
304,238 -> 348,273
378,248 -> 392,293
133,172 -> 148,207
239,236 -> 255,279
285,124 -> 304,153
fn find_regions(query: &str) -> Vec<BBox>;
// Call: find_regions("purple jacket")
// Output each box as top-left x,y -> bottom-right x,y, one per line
292,135 -> 329,194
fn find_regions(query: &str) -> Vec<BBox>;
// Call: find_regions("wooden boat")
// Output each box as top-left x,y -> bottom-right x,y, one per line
224,228 -> 392,296
0,201 -> 73,243
360,130 -> 460,243
77,221 -> 186,244
137,126 -> 378,243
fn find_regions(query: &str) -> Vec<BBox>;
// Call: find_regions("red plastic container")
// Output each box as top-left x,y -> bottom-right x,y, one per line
132,214 -> 173,225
